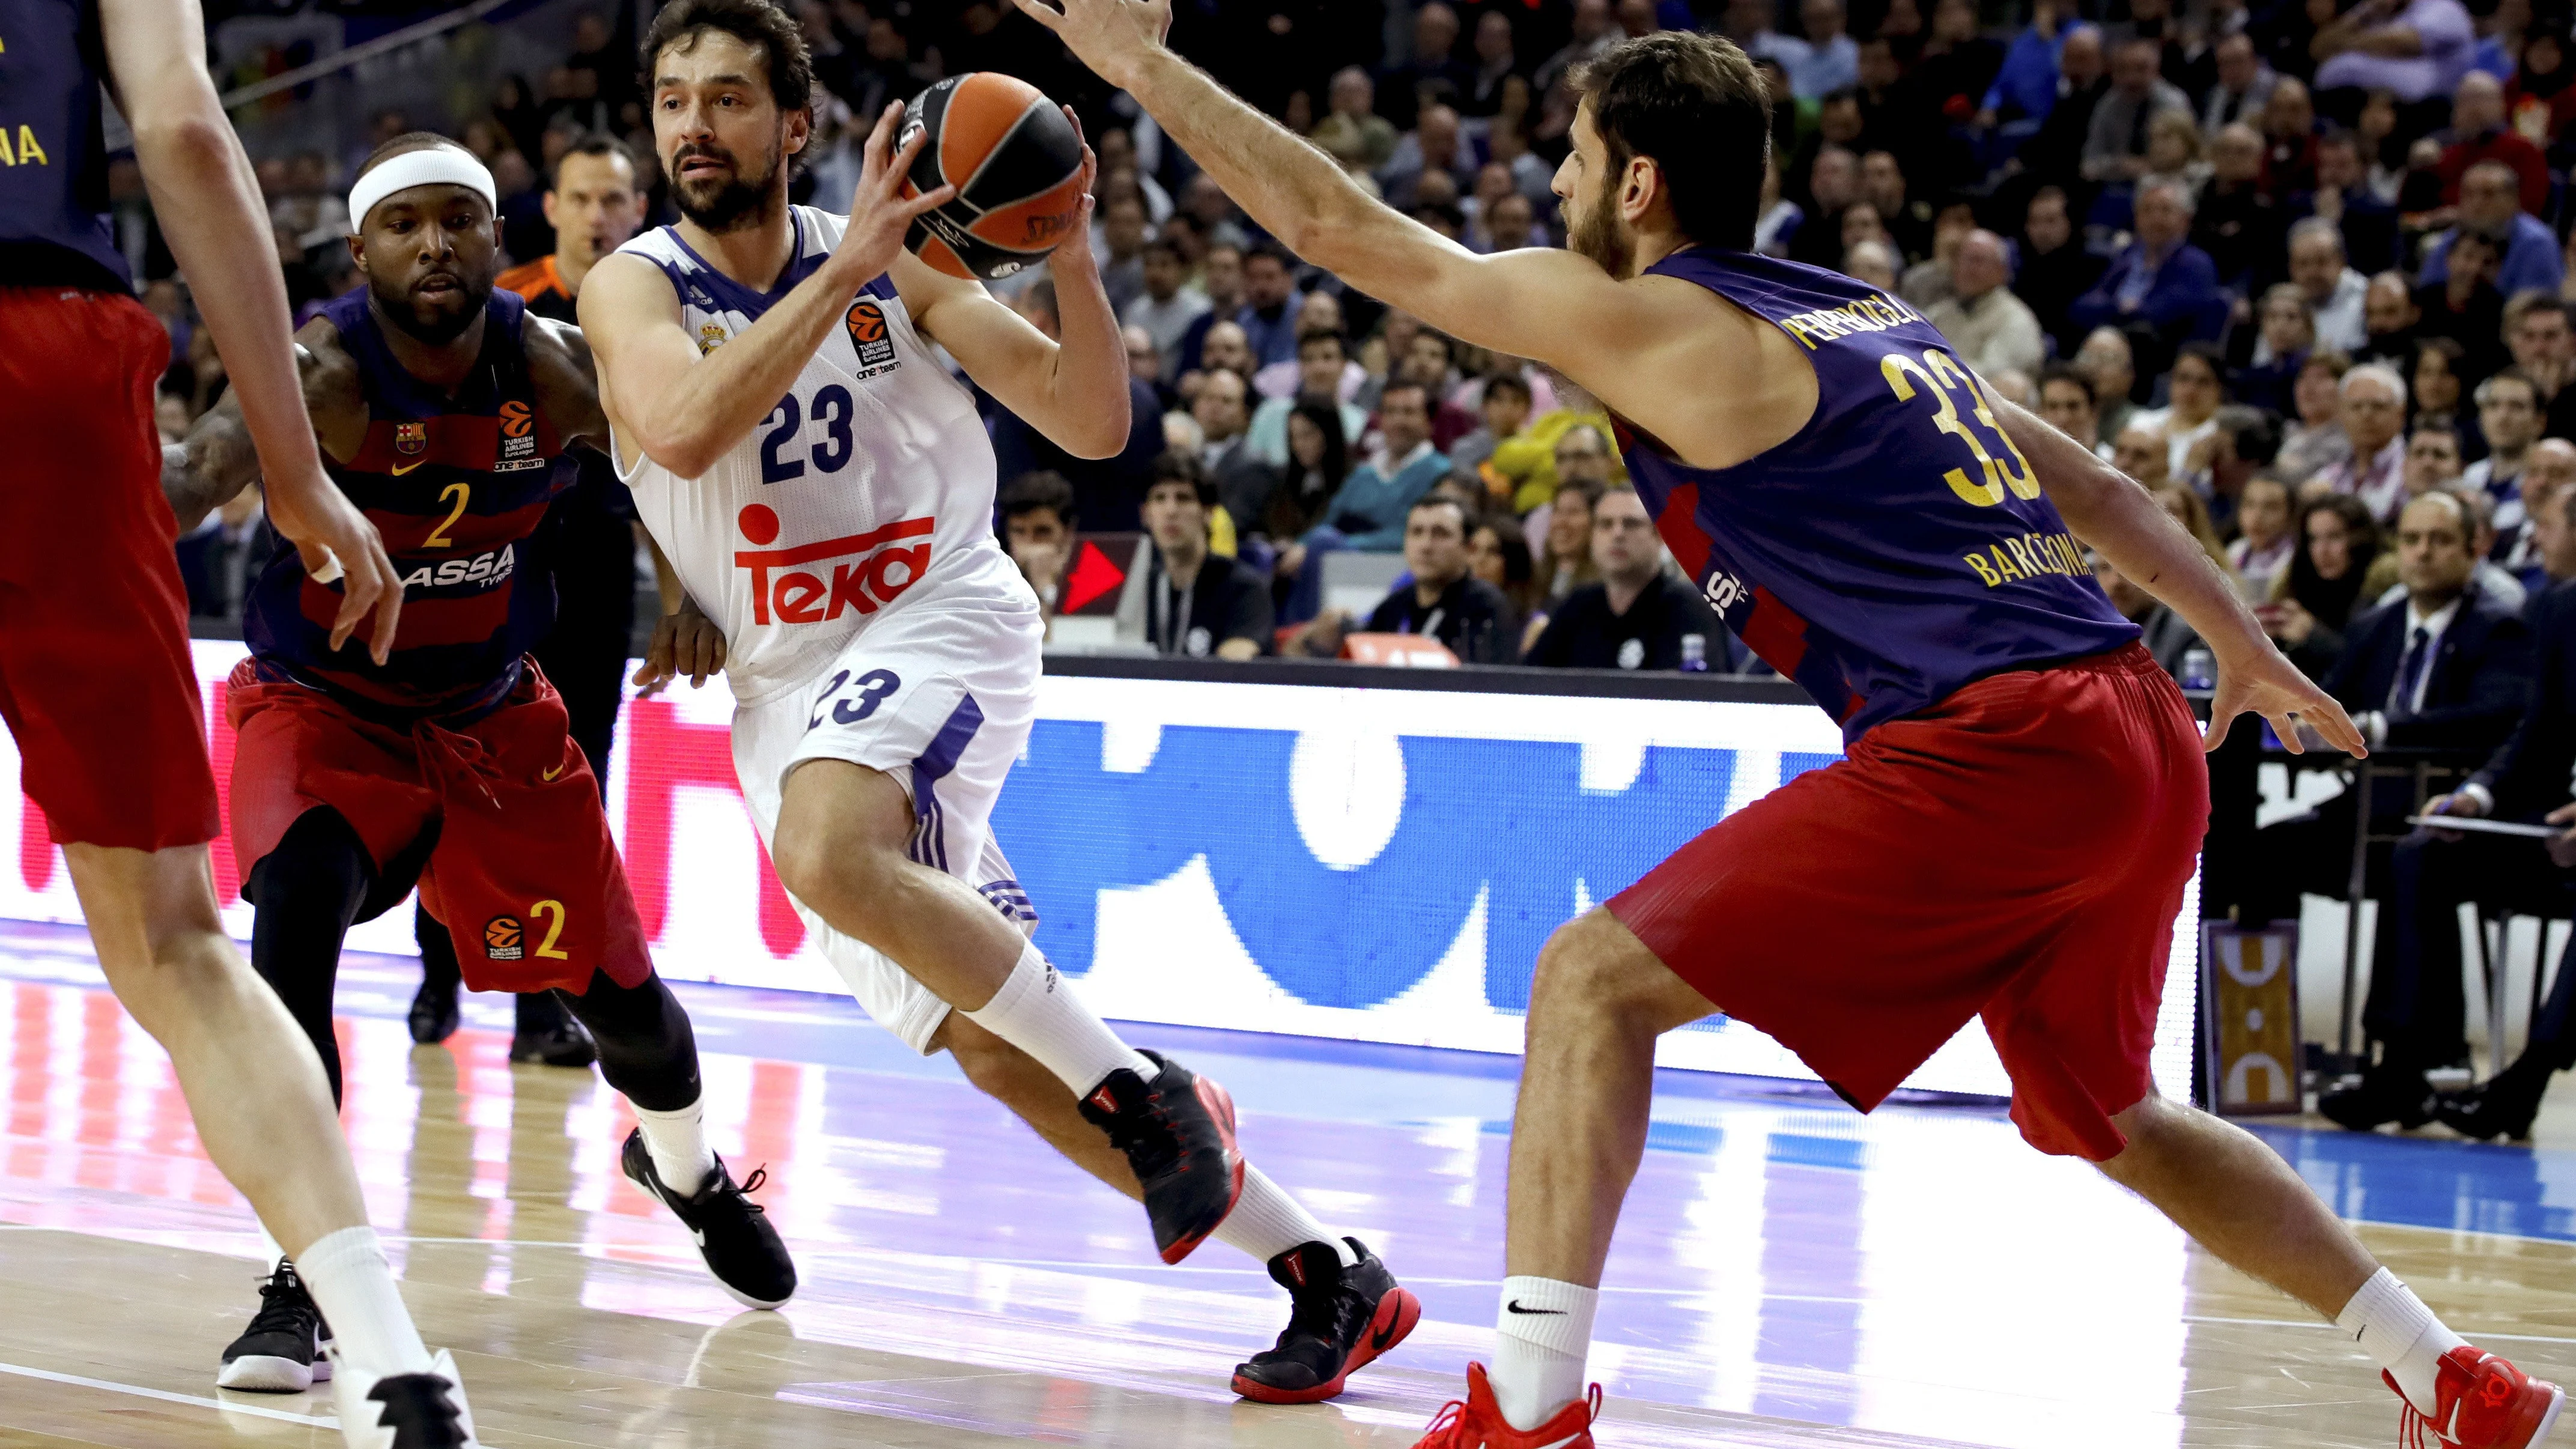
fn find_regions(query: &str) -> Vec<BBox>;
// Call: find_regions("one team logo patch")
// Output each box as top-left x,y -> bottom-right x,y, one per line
394,422 -> 428,456
698,322 -> 728,355
844,299 -> 900,378
494,399 -> 544,473
484,916 -> 526,961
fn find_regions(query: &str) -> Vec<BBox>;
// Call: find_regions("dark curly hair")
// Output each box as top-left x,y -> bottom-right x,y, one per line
641,0 -> 814,116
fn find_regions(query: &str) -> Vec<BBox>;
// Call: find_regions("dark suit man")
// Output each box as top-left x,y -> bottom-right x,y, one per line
2289,493 -> 2540,1128
2244,491 -> 2534,937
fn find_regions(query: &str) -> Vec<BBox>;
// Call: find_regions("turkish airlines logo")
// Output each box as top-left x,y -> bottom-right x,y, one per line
844,299 -> 899,375
735,503 -> 933,625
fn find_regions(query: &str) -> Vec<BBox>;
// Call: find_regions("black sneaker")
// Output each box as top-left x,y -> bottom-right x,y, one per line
407,980 -> 459,1046
217,1258 -> 333,1393
1233,1238 -> 1421,1404
619,1128 -> 797,1308
2437,1063 -> 2551,1141
2320,1065 -> 2438,1132
332,1346 -> 478,1448
508,996 -> 597,1068
1077,1050 -> 1244,1264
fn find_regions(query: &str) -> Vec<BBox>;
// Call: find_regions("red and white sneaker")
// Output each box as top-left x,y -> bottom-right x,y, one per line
1412,1363 -> 1601,1449
2392,1346 -> 2565,1448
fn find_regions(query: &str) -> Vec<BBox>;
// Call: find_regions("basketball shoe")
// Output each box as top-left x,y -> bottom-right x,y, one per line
2392,1346 -> 2563,1448
1233,1238 -> 1423,1403
216,1258 -> 333,1392
1077,1050 -> 1244,1263
508,992 -> 597,1068
1412,1364 -> 1601,1449
619,1129 -> 797,1308
330,1346 -> 476,1448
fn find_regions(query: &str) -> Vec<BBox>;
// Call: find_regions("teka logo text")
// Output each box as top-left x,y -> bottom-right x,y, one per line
735,503 -> 933,625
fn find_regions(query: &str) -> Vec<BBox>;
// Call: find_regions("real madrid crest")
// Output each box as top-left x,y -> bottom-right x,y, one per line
698,323 -> 728,355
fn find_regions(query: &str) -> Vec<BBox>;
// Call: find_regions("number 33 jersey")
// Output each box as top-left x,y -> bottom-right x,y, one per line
612,207 -> 1036,706
1618,248 -> 2140,743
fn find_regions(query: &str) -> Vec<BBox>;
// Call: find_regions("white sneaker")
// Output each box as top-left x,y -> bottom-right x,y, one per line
329,1346 -> 477,1448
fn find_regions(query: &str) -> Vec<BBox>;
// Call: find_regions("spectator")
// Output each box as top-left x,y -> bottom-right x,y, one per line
998,470 -> 1078,619
2019,23 -> 2109,186
1451,371 -> 1532,478
1192,368 -> 1277,532
1123,238 -> 1209,380
2401,424 -> 2465,505
2235,284 -> 2315,412
1235,242 -> 1305,369
2193,122 -> 2283,291
2505,438 -> 2576,589
2135,342 -> 2228,484
1479,192 -> 1542,254
2277,350 -> 2357,482
1247,328 -> 1368,467
2068,178 -> 2226,353
2202,32 -> 2279,133
1283,380 -> 1452,620
2435,71 -> 2549,216
1526,487 -> 1724,670
2279,217 -> 2371,357
2229,473 -> 2300,598
2413,229 -> 2510,380
1844,237 -> 1901,291
1124,324 -> 1176,415
1094,193 -> 1150,313
2077,326 -> 2142,441
2083,38 -> 2193,183
1378,1 -> 1472,133
2316,361 -> 2411,518
2357,269 -> 2423,369
1467,514 -> 1543,635
1909,0 -> 2007,145
1534,475 -> 1607,606
2505,23 -> 2576,141
1379,103 -> 1478,212
2420,160 -> 2565,299
1264,401 -> 1352,576
1789,145 -> 1860,268
2408,339 -> 2474,446
1927,229 -> 2045,376
1295,497 -> 1514,662
2014,186 -> 2107,357
2243,490 -> 2532,940
1138,452 -> 1271,660
1755,155 -> 1805,258
174,482 -> 271,624
2090,546 -> 2205,674
2261,493 -> 2389,676
2113,420 -> 2174,486
1311,67 -> 1399,172
2151,479 -> 2229,562
2509,294 -> 2576,434
2312,0 -> 2476,112
2294,129 -> 2400,276
1459,9 -> 1525,119
2140,108 -> 2212,199
1976,0 -> 2073,135
1858,150 -> 1936,263
1254,293 -> 1362,400
1778,0 -> 1861,99
1173,243 -> 1246,380
1535,0 -> 1620,105
2038,363 -> 2109,456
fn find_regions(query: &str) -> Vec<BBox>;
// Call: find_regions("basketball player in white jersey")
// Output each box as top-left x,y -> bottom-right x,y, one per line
578,0 -> 1419,1401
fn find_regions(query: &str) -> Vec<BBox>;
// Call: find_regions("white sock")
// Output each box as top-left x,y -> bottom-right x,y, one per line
1492,1275 -> 1597,1434
1212,1165 -> 1359,1267
2338,1267 -> 2468,1414
294,1226 -> 431,1373
258,1225 -> 287,1273
963,941 -> 1156,1097
634,1098 -> 718,1195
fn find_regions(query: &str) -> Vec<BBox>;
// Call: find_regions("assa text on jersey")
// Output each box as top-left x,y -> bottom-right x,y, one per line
735,503 -> 931,625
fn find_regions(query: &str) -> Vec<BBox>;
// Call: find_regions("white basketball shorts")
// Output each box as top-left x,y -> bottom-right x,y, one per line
729,596 -> 1044,1053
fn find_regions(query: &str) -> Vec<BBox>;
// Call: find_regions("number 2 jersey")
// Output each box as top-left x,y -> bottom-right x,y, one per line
243,287 -> 574,720
610,206 -> 1033,706
1621,248 -> 2139,743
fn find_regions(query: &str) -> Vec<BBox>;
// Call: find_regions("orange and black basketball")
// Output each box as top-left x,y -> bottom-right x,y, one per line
898,73 -> 1087,282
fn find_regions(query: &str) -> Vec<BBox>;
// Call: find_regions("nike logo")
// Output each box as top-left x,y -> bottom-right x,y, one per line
1505,1301 -> 1568,1316
390,458 -> 428,475
1370,1316 -> 1400,1352
542,764 -> 565,780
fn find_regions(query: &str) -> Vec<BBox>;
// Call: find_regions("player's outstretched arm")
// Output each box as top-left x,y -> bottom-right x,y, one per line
1011,0 -> 1659,383
580,105 -> 952,479
165,325 -> 365,530
1998,398 -> 2367,757
102,0 -> 402,663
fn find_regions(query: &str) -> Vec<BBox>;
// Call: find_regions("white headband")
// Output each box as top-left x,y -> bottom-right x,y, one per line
348,148 -> 499,232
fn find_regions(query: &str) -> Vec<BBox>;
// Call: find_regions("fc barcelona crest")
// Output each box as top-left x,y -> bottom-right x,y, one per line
395,422 -> 428,456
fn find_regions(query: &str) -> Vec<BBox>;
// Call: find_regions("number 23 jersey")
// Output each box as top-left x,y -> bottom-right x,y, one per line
612,206 -> 1035,706
1618,248 -> 2140,743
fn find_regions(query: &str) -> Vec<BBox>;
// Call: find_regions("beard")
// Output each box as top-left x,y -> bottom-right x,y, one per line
373,272 -> 489,345
670,138 -> 781,234
1565,183 -> 1634,279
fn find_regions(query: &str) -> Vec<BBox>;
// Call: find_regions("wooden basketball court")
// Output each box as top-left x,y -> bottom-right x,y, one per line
5,922 -> 2574,1449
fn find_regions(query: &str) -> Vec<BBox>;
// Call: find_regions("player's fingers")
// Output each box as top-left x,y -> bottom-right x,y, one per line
1008,0 -> 1066,32
898,183 -> 958,221
2266,708 -> 2305,755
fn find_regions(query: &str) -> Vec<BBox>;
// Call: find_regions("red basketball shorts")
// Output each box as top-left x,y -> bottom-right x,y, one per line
0,287 -> 217,851
1609,642 -> 2207,1161
225,660 -> 652,995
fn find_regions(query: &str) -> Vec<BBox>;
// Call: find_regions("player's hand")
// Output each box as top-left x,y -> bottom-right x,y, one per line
2425,788 -> 2488,842
836,102 -> 955,289
632,599 -> 727,696
2546,802 -> 2576,869
2207,643 -> 2366,758
1046,108 -> 1101,272
262,459 -> 403,664
1009,0 -> 1176,90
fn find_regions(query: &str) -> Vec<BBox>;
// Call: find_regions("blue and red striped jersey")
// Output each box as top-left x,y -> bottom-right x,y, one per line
1621,249 -> 2139,742
0,0 -> 130,292
243,287 -> 573,718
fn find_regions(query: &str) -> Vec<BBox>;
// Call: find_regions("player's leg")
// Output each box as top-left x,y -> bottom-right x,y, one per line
557,968 -> 797,1308
245,807 -> 378,1105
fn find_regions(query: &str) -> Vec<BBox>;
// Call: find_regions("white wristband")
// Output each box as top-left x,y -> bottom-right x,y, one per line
310,546 -> 344,585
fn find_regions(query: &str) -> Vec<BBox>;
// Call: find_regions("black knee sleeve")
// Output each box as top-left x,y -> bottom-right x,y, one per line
560,972 -> 701,1113
246,809 -> 375,1107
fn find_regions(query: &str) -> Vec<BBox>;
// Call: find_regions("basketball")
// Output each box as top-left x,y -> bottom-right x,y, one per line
898,72 -> 1087,282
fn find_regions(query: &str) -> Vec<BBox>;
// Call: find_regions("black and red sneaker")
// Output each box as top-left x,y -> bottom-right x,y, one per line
1077,1050 -> 1244,1264
1233,1238 -> 1423,1404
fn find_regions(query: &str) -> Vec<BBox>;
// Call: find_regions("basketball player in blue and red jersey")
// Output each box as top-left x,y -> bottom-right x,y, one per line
0,1 -> 478,1444
164,133 -> 788,1397
1028,8 -> 2563,1448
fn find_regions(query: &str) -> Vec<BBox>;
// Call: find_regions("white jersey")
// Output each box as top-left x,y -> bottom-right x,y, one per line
611,206 -> 1034,705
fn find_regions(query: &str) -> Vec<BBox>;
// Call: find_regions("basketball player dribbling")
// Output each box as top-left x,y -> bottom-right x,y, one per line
578,0 -> 1419,1403
0,1 -> 472,1443
1022,8 -> 2562,1448
163,133 -> 792,1393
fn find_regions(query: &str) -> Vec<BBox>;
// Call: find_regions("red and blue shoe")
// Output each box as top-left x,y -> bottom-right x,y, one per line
1078,1051 -> 1243,1264
2394,1346 -> 2563,1448
1412,1363 -> 1600,1449
1232,1237 -> 1422,1403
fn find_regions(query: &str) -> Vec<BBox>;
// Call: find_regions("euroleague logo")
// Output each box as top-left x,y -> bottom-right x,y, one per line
734,502 -> 933,625
494,398 -> 544,472
484,915 -> 525,961
844,298 -> 899,377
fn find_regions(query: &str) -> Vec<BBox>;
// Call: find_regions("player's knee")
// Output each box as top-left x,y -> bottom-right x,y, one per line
1530,909 -> 1703,1036
769,816 -> 897,921
937,1015 -> 1051,1107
